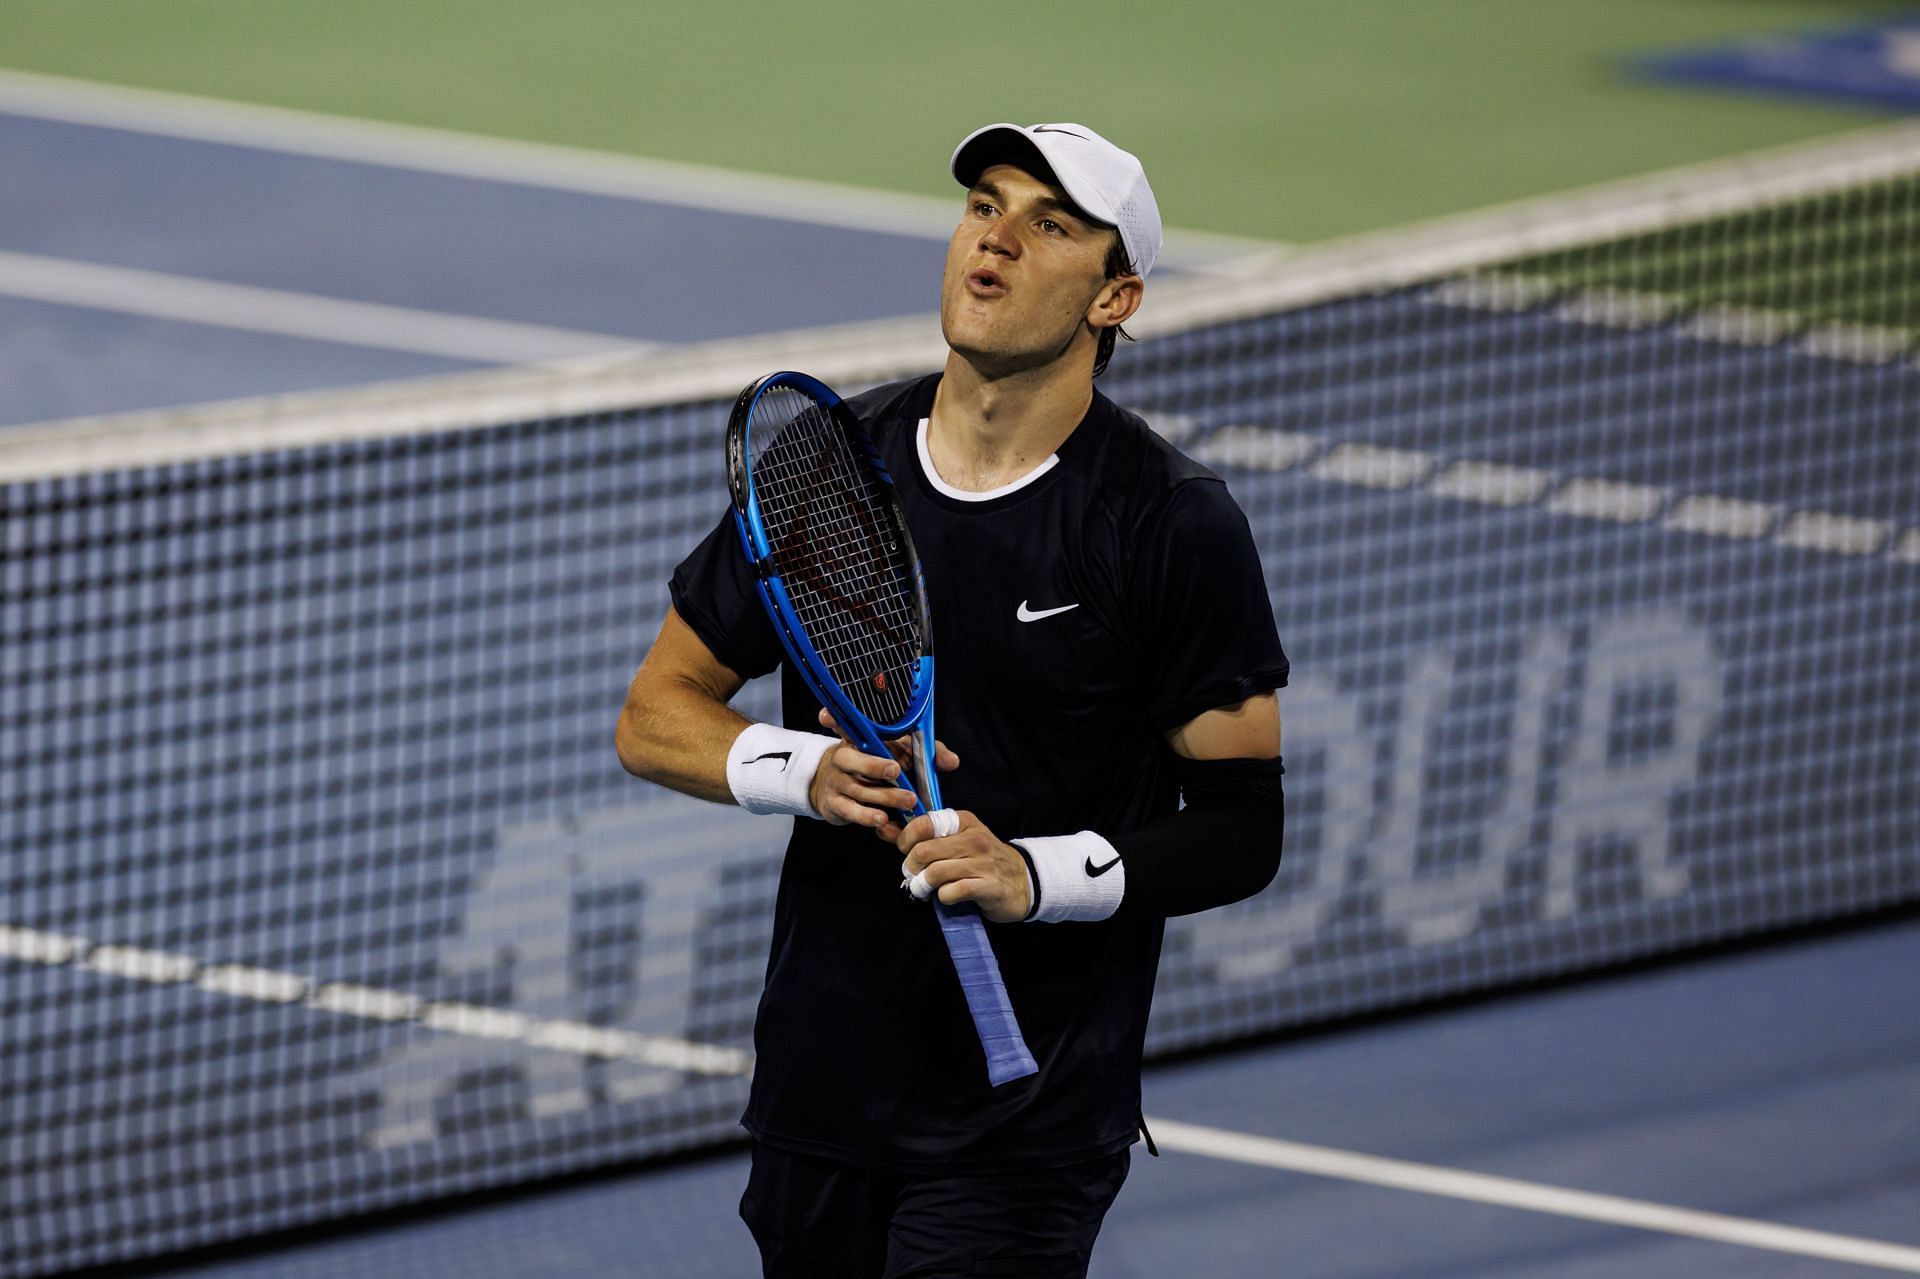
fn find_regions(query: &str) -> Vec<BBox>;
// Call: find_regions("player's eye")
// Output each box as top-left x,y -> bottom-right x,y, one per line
1039,218 -> 1065,235
972,200 -> 998,218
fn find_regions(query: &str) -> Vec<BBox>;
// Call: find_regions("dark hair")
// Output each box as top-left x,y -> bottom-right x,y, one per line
1093,236 -> 1135,378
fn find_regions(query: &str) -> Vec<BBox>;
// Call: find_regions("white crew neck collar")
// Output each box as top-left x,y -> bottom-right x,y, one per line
915,418 -> 1060,503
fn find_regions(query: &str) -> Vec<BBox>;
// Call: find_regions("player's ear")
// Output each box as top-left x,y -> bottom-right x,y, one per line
1088,272 -> 1143,332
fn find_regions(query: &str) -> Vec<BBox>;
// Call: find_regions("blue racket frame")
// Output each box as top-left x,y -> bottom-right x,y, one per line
727,370 -> 1039,1087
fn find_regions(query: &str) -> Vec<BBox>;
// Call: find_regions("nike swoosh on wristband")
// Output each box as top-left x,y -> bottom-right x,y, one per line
1085,856 -> 1122,877
1016,600 -> 1080,622
739,751 -> 793,769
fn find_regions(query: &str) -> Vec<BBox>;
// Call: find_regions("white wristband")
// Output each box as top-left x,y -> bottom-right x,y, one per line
725,723 -> 837,818
1011,831 -> 1126,923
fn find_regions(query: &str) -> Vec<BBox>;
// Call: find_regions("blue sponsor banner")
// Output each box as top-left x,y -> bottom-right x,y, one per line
1636,17 -> 1920,112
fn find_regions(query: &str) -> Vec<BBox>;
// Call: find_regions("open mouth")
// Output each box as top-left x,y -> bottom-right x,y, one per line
966,268 -> 1007,297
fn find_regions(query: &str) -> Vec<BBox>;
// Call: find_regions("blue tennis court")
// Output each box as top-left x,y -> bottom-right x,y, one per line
69,919 -> 1920,1279
2,76 -> 1916,1279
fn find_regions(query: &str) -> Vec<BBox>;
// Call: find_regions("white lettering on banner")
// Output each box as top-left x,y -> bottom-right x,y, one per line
1373,628 -> 1567,946
347,609 -> 1723,1144
343,801 -> 777,1148
1540,611 -> 1723,919
1186,609 -> 1722,978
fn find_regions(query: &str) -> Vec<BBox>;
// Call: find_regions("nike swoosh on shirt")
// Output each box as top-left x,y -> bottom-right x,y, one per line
1085,856 -> 1122,877
1016,601 -> 1080,622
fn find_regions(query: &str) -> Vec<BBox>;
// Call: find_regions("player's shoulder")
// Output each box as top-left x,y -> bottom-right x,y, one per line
1083,388 -> 1230,521
843,374 -> 940,438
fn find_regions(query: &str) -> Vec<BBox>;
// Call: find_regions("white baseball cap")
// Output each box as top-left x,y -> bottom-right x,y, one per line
950,122 -> 1162,280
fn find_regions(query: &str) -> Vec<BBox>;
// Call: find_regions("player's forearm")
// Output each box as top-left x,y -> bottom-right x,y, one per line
1011,755 -> 1286,922
614,668 -> 752,804
1108,755 -> 1285,915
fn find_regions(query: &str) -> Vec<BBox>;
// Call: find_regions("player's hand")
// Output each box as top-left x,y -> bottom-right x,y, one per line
812,709 -> 958,839
896,810 -> 1030,923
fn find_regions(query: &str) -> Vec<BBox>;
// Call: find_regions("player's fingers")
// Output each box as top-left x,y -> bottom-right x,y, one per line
902,860 -> 940,900
935,877 -> 989,906
831,776 -> 917,816
898,807 -> 962,856
903,856 -> 970,900
934,739 -> 960,771
896,812 -> 932,854
817,708 -> 847,740
829,744 -> 899,787
820,791 -> 888,829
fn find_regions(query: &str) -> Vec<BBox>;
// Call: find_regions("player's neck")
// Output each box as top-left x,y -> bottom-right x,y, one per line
928,354 -> 1093,492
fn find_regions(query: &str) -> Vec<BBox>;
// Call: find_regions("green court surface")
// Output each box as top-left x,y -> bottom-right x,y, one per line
0,0 -> 1909,242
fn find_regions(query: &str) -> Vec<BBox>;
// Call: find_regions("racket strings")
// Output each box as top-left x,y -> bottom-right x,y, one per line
750,390 -> 921,726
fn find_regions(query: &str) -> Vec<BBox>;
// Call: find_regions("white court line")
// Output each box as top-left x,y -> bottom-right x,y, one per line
0,921 -> 751,1077
0,250 -> 644,363
0,69 -> 1281,271
1427,270 -> 1917,365
1426,459 -> 1555,508
1776,510 -> 1895,557
1551,285 -> 1682,330
1145,1117 -> 1920,1273
1545,476 -> 1669,524
1187,422 -> 1915,567
1665,493 -> 1780,541
1311,442 -> 1437,490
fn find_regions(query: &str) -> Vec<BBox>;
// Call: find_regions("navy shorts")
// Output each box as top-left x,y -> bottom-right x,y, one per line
738,1140 -> 1132,1278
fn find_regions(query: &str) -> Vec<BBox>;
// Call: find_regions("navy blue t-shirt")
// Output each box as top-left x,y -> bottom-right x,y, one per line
670,374 -> 1287,1171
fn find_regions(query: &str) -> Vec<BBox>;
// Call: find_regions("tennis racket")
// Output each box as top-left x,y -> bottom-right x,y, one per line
726,370 -> 1039,1088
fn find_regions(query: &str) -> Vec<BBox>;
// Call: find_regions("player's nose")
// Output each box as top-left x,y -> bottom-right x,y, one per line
978,215 -> 1019,257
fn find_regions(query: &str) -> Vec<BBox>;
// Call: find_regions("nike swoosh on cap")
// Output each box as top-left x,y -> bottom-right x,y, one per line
1016,600 -> 1080,622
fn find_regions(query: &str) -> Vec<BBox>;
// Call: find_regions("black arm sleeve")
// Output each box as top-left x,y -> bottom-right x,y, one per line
1110,754 -> 1285,917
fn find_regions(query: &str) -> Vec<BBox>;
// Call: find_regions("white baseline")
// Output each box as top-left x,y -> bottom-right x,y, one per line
0,69 -> 1281,272
1145,1117 -> 1920,1274
0,249 -> 645,364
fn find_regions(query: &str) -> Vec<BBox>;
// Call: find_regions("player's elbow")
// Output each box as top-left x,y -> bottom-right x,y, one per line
1234,828 -> 1285,903
613,701 -> 649,779
614,708 -> 649,779
614,670 -> 674,781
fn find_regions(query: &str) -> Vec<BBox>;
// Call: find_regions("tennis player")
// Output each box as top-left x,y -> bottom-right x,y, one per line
616,121 -> 1287,1278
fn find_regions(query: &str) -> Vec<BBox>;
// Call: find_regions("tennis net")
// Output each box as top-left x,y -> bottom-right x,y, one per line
4,120 -> 1918,1276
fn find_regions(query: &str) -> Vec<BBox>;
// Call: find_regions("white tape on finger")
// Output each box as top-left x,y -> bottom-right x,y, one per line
899,811 -> 959,901
899,859 -> 934,900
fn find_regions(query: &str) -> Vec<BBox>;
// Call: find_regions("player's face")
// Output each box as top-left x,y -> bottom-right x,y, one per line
940,164 -> 1120,377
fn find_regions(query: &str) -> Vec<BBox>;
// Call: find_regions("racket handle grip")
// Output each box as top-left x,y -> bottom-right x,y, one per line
933,900 -> 1040,1086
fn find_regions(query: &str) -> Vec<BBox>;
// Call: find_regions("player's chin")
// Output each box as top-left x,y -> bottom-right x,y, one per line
940,307 -> 998,353
942,326 -> 1053,380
